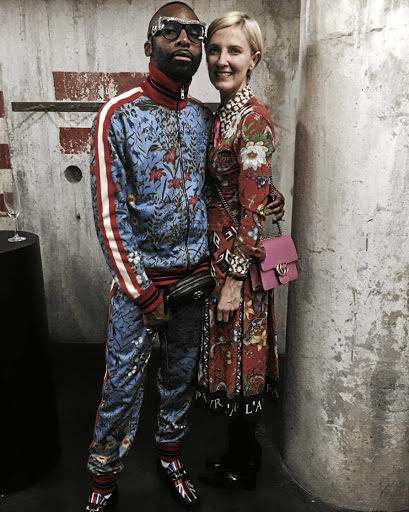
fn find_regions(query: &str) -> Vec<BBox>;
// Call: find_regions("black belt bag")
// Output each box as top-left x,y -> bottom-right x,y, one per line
164,271 -> 215,307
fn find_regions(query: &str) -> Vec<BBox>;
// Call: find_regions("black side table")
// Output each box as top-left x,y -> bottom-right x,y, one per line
0,231 -> 60,493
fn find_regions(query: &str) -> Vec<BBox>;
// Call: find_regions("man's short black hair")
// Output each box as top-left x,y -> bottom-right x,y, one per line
158,2 -> 194,12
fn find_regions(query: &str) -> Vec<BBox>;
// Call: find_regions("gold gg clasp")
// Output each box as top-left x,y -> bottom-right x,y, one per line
276,262 -> 289,277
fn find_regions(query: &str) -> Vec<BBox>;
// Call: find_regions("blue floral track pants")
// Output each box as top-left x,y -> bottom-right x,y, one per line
87,283 -> 203,476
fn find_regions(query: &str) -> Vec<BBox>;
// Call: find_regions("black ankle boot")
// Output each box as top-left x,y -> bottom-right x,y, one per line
201,417 -> 262,490
201,453 -> 259,490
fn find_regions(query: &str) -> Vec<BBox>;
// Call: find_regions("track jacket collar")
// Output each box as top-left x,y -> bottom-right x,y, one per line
142,62 -> 191,110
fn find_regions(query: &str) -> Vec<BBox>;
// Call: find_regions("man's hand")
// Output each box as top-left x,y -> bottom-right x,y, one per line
265,187 -> 285,223
217,277 -> 243,323
142,301 -> 170,332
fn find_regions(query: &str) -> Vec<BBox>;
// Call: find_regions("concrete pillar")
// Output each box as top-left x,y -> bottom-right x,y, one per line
282,1 -> 409,510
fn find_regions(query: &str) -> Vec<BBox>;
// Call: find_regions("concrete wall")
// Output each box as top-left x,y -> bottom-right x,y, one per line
282,0 -> 409,509
0,0 -> 300,344
0,66 -> 14,226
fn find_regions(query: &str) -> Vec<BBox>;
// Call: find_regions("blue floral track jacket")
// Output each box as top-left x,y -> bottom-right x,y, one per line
90,63 -> 214,313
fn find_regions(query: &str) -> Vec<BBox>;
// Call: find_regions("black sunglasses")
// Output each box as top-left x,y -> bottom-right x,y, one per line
150,16 -> 207,44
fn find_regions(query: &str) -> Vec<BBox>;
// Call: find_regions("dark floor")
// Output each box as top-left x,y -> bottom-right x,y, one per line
1,344 -> 348,512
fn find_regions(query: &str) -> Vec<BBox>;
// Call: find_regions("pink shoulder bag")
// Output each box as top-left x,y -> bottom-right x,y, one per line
214,165 -> 298,291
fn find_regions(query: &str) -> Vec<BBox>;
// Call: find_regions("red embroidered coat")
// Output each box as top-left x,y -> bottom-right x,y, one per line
198,88 -> 279,416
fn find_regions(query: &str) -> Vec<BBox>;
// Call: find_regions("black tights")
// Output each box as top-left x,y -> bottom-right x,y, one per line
227,414 -> 260,463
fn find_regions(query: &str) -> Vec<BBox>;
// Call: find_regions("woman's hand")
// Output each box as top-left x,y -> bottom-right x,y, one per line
265,187 -> 285,223
217,277 -> 243,323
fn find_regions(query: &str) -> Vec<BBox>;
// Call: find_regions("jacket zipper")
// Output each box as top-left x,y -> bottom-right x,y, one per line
176,88 -> 191,268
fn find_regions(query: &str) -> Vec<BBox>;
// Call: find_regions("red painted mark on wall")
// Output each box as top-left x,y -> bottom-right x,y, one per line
55,71 -> 147,154
53,71 -> 147,101
0,91 -> 5,117
60,127 -> 92,154
0,89 -> 11,168
0,194 -> 6,216
0,144 -> 11,169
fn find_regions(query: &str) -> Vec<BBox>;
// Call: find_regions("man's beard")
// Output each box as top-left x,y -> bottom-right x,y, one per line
150,38 -> 202,83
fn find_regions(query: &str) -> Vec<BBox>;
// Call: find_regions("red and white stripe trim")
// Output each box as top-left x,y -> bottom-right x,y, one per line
94,87 -> 146,301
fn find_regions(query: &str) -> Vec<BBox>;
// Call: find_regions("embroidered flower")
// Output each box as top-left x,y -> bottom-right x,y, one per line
253,319 -> 265,336
247,226 -> 260,241
244,300 -> 255,320
168,178 -> 182,189
127,194 -> 136,206
132,336 -> 144,347
128,252 -> 141,265
184,172 -> 192,182
251,332 -> 267,351
224,116 -> 240,140
213,150 -> 237,172
163,148 -> 177,165
120,436 -> 131,449
255,176 -> 269,189
240,141 -> 267,170
149,166 -> 165,182
165,201 -> 176,212
188,194 -> 199,207
156,220 -> 167,233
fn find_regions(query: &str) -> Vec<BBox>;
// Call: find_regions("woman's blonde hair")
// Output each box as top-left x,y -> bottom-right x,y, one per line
205,11 -> 263,68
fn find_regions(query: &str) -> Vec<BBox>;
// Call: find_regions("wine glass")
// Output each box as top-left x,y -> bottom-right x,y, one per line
2,179 -> 26,242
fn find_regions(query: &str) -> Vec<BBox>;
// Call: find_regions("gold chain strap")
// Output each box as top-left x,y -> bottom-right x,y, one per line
268,163 -> 283,236
214,183 -> 240,228
214,163 -> 283,236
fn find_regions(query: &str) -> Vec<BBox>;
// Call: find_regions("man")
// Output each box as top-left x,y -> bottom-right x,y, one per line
85,2 -> 284,510
85,3 -> 212,510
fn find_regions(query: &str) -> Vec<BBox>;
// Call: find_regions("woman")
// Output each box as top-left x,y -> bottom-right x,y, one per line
197,11 -> 281,489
